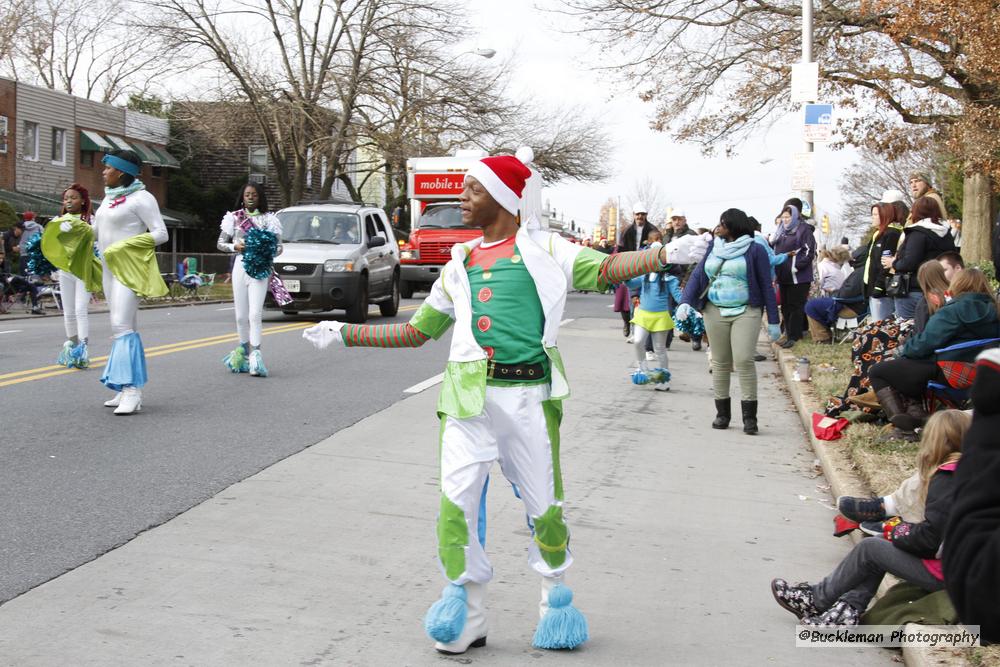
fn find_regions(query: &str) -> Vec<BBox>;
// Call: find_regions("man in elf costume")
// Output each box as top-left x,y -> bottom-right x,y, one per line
303,149 -> 707,654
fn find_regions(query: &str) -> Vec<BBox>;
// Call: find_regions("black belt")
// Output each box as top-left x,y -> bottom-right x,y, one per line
487,360 -> 545,380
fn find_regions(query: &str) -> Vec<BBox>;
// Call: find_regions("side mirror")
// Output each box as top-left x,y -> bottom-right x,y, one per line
368,236 -> 387,248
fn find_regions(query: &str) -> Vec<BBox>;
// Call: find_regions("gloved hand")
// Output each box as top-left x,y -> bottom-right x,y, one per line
60,220 -> 73,233
303,320 -> 346,350
768,323 -> 781,341
675,303 -> 695,322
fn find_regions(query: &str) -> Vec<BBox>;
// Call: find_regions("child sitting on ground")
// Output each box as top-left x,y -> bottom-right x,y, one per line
771,409 -> 970,626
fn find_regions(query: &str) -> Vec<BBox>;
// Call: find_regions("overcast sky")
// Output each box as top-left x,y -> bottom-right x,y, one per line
465,0 -> 861,241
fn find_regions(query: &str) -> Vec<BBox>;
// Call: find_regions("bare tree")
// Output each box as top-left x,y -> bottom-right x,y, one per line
3,0 -> 182,103
839,146 -> 935,236
557,0 -> 1000,260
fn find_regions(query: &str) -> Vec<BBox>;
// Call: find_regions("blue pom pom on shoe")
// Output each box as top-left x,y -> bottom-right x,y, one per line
631,370 -> 649,385
57,341 -> 73,367
533,584 -> 589,650
223,345 -> 249,373
424,584 -> 468,643
69,341 -> 89,369
649,368 -> 671,384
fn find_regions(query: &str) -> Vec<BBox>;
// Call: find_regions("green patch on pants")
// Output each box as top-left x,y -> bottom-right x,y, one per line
533,504 -> 569,568
437,494 -> 468,580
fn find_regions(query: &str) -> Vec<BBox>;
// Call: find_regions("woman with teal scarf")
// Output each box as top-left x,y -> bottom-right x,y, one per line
94,149 -> 169,415
676,209 -> 781,433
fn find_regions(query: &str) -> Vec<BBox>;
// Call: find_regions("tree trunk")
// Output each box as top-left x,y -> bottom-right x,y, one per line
961,170 -> 994,264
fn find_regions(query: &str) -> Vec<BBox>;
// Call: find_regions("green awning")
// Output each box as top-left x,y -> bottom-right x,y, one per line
105,135 -> 134,152
129,140 -> 162,165
79,130 -> 113,153
149,145 -> 181,169
0,189 -> 64,217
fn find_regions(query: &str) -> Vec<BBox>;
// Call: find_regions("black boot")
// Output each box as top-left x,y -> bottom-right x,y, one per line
741,400 -> 758,434
712,398 -> 731,429
874,387 -> 920,432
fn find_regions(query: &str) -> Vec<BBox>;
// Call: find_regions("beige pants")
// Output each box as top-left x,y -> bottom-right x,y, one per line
703,303 -> 761,401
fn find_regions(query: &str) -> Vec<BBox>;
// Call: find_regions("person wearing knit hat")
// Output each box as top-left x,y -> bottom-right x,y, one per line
908,171 -> 948,220
42,182 -> 103,368
304,148 -> 710,655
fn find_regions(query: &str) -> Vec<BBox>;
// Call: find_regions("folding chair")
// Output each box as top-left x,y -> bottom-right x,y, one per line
833,299 -> 868,344
926,337 -> 1000,412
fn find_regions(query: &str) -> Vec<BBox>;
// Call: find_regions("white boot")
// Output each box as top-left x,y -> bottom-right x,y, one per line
114,387 -> 142,415
434,582 -> 488,655
104,392 -> 123,407
539,575 -> 563,619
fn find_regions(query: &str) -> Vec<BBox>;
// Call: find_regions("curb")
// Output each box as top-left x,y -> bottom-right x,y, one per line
0,299 -> 230,322
773,343 -> 970,667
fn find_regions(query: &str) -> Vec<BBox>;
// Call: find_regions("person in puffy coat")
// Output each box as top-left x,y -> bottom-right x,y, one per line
883,196 -> 957,319
770,204 -> 816,348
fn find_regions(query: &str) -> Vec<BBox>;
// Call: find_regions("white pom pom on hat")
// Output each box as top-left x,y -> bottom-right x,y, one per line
465,148 -> 535,216
515,146 -> 534,165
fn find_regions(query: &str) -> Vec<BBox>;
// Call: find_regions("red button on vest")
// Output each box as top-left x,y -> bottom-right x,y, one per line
478,287 -> 493,302
477,315 -> 492,332
483,345 -> 495,359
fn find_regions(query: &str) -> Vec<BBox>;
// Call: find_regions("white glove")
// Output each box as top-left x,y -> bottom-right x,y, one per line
302,320 -> 346,350
59,220 -> 73,233
675,303 -> 695,322
662,233 -> 710,265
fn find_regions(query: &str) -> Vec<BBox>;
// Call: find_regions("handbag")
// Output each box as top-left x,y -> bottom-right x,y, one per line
884,272 -> 911,297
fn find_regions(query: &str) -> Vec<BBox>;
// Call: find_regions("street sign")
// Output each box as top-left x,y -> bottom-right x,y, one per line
791,152 -> 815,190
804,103 -> 833,142
791,62 -> 819,103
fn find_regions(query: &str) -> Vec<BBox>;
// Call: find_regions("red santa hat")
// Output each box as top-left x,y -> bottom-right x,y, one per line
464,147 -> 534,216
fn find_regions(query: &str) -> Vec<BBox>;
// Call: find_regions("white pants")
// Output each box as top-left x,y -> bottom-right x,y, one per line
101,260 -> 139,338
232,258 -> 269,347
58,270 -> 90,340
437,384 -> 573,585
633,325 -> 668,370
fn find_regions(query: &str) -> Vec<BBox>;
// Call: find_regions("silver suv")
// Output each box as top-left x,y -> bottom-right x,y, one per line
265,203 -> 400,322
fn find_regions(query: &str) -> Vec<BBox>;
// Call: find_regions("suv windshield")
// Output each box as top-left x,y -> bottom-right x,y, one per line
417,203 -> 464,229
279,211 -> 361,244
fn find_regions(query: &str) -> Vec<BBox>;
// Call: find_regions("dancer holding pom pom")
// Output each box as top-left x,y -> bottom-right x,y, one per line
626,241 -> 682,390
42,183 -> 102,368
217,182 -> 284,377
304,148 -> 708,655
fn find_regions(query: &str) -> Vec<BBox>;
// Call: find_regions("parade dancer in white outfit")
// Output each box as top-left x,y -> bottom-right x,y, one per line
218,182 -> 283,376
94,150 -> 169,414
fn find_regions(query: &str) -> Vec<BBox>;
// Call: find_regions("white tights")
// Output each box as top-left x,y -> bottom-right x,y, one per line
102,261 -> 139,338
58,270 -> 90,341
633,325 -> 668,370
232,258 -> 269,348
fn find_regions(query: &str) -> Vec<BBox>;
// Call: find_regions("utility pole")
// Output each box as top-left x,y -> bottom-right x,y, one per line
802,0 -> 815,215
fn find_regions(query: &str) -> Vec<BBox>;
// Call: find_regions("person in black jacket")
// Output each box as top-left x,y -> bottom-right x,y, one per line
882,196 -> 957,319
771,409 -> 969,626
616,202 -> 657,252
864,202 -> 905,322
944,348 -> 1000,644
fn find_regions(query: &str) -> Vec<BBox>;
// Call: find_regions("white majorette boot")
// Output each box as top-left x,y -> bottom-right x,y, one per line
533,575 -> 589,650
114,386 -> 142,415
426,582 -> 488,655
104,392 -> 123,407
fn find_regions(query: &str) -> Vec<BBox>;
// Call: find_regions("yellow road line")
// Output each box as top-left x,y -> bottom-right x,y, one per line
0,304 -> 418,389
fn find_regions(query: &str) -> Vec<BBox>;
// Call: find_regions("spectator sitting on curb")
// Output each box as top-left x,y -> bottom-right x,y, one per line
804,259 -> 866,345
817,247 -> 851,296
944,347 -> 1000,644
771,409 -> 970,627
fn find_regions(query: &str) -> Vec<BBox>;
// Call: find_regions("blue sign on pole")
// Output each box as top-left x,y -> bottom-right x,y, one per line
804,104 -> 833,142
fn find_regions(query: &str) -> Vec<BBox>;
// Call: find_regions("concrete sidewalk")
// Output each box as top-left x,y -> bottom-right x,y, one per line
0,318 -> 888,666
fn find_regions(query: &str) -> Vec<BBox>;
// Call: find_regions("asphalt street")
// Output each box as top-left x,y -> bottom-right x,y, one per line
0,293 -> 612,605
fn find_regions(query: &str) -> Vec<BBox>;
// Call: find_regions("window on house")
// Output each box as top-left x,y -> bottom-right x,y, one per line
306,147 -> 314,188
23,121 -> 38,160
248,145 -> 268,173
0,116 -> 8,154
80,150 -> 95,168
51,127 -> 66,164
152,165 -> 163,178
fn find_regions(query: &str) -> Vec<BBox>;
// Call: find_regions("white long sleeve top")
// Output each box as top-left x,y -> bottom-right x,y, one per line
94,190 -> 168,252
217,210 -> 282,255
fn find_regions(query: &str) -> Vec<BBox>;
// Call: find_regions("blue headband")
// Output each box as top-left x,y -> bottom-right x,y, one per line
102,154 -> 140,177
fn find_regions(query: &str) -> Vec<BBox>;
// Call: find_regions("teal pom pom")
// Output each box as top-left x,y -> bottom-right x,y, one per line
223,345 -> 249,373
533,584 -> 589,650
57,341 -> 73,367
649,368 -> 671,384
424,584 -> 468,643
631,370 -> 649,385
242,228 -> 279,279
675,312 -> 705,339
24,235 -> 56,276
70,341 -> 89,369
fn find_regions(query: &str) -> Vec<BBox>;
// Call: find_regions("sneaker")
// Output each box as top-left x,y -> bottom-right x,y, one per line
836,496 -> 886,523
780,339 -> 796,349
646,351 -> 657,361
801,599 -> 861,627
770,578 -> 818,619
31,307 -> 45,315
625,335 -> 633,344
858,520 -> 885,537
249,349 -> 268,377
753,353 -> 767,362
691,339 -> 702,351
654,382 -> 670,392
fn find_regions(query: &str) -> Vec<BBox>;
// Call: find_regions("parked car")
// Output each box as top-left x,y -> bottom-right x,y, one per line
265,203 -> 400,322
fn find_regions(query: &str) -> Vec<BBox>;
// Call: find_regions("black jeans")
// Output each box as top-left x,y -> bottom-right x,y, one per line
779,283 -> 810,341
813,537 -> 944,612
869,358 -> 945,399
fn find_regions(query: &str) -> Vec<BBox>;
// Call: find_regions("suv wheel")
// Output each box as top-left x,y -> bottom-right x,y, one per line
380,273 -> 401,317
399,278 -> 414,299
345,277 -> 369,323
